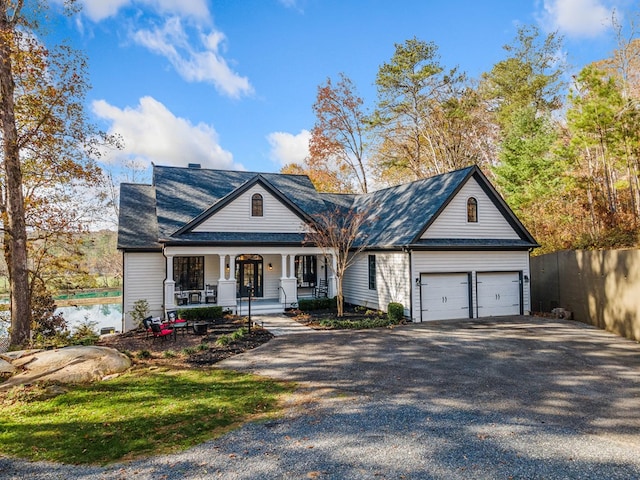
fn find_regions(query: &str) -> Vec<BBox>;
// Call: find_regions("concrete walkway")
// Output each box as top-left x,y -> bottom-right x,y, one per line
252,314 -> 315,336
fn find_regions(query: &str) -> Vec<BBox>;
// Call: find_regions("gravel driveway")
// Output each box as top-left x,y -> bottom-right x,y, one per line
2,316 -> 640,479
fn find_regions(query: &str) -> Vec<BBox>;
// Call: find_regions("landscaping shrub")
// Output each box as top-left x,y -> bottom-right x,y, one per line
231,327 -> 248,340
319,317 -> 394,329
387,302 -> 404,323
298,297 -> 337,311
177,306 -> 223,321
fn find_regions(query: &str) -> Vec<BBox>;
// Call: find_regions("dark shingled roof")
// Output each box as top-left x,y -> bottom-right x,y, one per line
152,166 -> 327,239
353,166 -> 475,247
117,164 -> 538,251
117,183 -> 161,250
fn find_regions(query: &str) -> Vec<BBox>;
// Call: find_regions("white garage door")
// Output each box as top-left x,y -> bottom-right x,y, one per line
420,273 -> 471,321
476,272 -> 521,317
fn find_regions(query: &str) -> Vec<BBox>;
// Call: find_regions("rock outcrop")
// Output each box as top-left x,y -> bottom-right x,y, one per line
0,345 -> 131,391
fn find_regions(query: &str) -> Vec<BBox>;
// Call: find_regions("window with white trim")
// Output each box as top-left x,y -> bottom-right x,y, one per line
251,193 -> 263,216
467,197 -> 478,223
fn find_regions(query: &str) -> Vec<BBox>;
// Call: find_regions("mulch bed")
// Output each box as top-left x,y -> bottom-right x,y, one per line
97,319 -> 273,368
285,305 -> 387,328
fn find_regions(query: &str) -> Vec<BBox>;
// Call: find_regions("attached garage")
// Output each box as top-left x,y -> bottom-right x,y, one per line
476,272 -> 522,317
420,273 -> 472,321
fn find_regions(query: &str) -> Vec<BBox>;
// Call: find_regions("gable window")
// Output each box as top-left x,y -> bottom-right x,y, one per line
467,197 -> 478,223
174,256 -> 204,291
251,193 -> 263,217
368,255 -> 376,290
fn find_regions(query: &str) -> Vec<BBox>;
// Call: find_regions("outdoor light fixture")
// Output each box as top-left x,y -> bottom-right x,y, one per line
524,275 -> 530,283
268,263 -> 273,270
225,263 -> 230,272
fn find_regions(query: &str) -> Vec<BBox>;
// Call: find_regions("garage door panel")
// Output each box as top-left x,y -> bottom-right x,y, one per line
477,272 -> 521,317
421,273 -> 471,321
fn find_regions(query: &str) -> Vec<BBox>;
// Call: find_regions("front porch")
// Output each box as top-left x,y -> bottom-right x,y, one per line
162,247 -> 336,315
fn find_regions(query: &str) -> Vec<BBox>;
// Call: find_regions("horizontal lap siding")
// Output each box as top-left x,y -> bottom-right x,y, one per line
422,179 -> 520,239
262,254 -> 282,299
343,252 -> 410,313
193,185 -> 306,233
123,252 -> 165,331
411,251 -> 530,321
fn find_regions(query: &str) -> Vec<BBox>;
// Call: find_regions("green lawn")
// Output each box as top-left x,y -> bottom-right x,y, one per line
0,368 -> 293,465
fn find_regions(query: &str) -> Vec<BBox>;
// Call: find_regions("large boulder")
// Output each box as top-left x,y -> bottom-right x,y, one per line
0,345 -> 131,391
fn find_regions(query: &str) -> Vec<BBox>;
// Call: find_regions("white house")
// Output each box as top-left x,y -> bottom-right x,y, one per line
117,163 -> 538,331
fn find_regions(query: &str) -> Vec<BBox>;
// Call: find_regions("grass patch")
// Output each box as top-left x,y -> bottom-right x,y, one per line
0,368 -> 293,465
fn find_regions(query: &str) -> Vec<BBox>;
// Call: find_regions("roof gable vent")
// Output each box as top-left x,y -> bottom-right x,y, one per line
188,163 -> 201,169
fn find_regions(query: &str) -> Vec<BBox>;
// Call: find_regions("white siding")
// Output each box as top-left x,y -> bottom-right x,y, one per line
203,254 -> 220,288
410,250 -> 531,321
422,178 -> 520,239
343,252 -> 410,314
123,252 -> 165,331
262,254 -> 282,299
193,185 -> 307,233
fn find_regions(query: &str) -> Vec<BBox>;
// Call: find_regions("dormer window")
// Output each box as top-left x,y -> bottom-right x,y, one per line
467,197 -> 478,223
251,193 -> 263,217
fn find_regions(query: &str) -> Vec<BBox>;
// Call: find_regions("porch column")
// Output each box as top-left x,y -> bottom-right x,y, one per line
289,254 -> 296,279
279,253 -> 297,308
164,254 -> 176,309
219,255 -> 227,281
217,254 -> 237,311
328,254 -> 337,298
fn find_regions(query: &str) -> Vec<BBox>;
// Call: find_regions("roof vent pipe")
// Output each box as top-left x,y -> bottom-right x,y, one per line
188,163 -> 201,169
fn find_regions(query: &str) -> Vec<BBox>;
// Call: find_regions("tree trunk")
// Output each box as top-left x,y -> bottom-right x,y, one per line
336,275 -> 344,317
0,12 -> 31,348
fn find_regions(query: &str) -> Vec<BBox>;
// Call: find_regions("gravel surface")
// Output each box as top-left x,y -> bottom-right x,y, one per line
1,316 -> 640,479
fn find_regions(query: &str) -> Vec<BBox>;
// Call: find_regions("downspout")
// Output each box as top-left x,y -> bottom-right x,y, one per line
405,246 -> 414,323
162,247 -> 168,317
121,250 -> 125,333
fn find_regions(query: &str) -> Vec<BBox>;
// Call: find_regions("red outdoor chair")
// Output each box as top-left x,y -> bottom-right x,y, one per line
149,322 -> 175,341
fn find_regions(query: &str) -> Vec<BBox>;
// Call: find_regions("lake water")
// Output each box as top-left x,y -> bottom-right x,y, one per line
56,303 -> 123,334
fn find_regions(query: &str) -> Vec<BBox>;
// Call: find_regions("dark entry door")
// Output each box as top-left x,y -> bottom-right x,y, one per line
236,256 -> 263,297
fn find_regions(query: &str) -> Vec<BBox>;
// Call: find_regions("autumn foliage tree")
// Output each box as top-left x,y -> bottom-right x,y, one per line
0,1 -> 109,348
309,73 -> 370,193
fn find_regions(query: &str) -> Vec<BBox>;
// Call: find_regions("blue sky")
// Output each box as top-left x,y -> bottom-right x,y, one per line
49,0 -> 637,175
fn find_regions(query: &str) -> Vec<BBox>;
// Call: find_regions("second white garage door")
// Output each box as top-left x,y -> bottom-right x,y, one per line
420,273 -> 471,321
476,272 -> 521,317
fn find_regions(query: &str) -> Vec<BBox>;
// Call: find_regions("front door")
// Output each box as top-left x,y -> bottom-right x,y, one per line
236,255 -> 263,297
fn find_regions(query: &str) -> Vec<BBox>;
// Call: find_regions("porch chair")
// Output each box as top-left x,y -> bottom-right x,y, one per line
175,289 -> 189,306
149,322 -> 175,341
142,316 -> 154,338
314,279 -> 328,298
205,284 -> 217,304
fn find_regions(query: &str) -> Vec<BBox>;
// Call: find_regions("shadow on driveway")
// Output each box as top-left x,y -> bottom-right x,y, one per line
214,315 -> 640,477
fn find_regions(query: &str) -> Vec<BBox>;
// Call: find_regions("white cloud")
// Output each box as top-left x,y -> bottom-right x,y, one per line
540,0 -> 614,37
92,96 -> 242,170
132,17 -> 253,98
77,0 -> 210,22
267,130 -> 311,166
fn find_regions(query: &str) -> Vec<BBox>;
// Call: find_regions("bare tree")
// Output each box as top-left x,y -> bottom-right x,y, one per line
305,203 -> 371,316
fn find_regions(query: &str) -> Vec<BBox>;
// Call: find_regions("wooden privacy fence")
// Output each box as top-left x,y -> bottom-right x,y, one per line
531,249 -> 640,342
